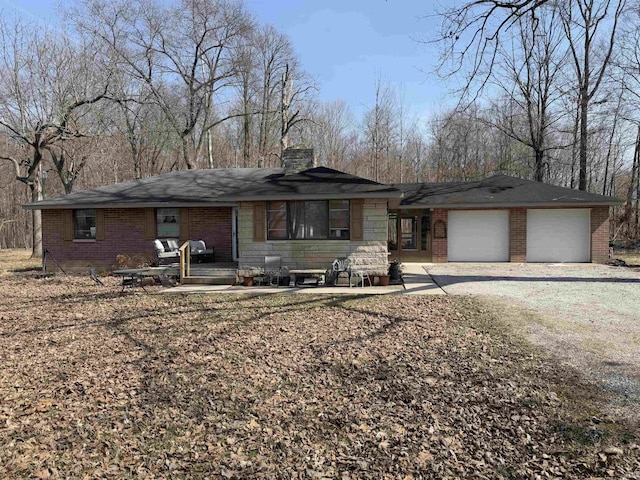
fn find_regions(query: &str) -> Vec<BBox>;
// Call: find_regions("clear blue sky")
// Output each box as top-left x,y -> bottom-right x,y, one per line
249,0 -> 452,121
3,0 -> 454,123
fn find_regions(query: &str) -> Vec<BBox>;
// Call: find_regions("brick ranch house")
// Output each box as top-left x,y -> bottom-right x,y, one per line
25,148 -> 620,273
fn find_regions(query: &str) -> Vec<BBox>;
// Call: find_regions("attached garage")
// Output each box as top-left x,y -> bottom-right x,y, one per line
448,210 -> 510,262
526,209 -> 591,262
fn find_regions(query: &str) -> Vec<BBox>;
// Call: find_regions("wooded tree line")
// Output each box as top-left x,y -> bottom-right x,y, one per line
0,0 -> 639,254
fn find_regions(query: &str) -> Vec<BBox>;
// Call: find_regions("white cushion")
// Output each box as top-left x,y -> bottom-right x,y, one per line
189,240 -> 206,253
153,239 -> 165,253
166,239 -> 179,251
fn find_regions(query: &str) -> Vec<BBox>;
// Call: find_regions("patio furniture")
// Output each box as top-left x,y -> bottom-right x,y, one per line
328,257 -> 371,287
189,240 -> 215,263
348,257 -> 372,288
328,258 -> 350,286
113,268 -> 150,293
154,239 -> 180,265
290,268 -> 326,286
264,256 -> 283,286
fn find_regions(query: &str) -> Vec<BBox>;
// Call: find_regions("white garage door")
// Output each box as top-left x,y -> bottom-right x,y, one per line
448,210 -> 510,262
526,209 -> 590,262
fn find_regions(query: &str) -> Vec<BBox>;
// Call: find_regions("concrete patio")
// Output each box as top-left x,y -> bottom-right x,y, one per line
160,263 -> 445,295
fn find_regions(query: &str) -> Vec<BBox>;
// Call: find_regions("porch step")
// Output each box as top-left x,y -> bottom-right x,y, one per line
182,274 -> 236,285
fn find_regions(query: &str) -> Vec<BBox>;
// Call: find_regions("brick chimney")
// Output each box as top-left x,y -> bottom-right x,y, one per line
281,147 -> 316,174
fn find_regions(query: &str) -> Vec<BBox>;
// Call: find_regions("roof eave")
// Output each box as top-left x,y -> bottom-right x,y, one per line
399,201 -> 622,209
23,201 -> 238,210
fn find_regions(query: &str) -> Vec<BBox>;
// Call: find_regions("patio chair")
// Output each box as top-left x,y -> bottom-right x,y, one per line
347,257 -> 372,288
264,256 -> 282,286
189,240 -> 215,263
328,258 -> 350,286
154,239 -> 180,265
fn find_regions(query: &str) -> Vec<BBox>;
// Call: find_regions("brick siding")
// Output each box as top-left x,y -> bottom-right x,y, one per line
590,206 -> 610,263
187,207 -> 233,263
42,206 -> 233,272
430,206 -> 610,264
431,208 -> 448,263
509,208 -> 526,262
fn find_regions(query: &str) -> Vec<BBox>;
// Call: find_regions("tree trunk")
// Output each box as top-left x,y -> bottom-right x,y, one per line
31,164 -> 43,258
570,105 -> 580,189
181,137 -> 194,170
578,87 -> 588,191
280,63 -> 291,157
534,149 -> 544,182
132,142 -> 141,180
626,127 -> 640,238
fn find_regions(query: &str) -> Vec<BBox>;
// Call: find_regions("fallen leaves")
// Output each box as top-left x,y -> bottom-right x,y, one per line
0,269 -> 637,478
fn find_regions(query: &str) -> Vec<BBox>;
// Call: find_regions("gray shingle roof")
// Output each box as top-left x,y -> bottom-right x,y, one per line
393,175 -> 621,207
25,169 -> 620,210
25,168 -> 283,209
217,166 -> 403,201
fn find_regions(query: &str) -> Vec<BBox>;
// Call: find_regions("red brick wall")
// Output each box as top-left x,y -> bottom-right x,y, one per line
590,206 -> 610,263
42,206 -> 233,271
187,207 -> 233,262
509,208 -> 526,262
431,209 -> 448,263
430,206 -> 610,264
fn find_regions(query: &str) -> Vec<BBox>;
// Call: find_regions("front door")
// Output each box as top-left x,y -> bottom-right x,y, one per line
388,210 -> 431,261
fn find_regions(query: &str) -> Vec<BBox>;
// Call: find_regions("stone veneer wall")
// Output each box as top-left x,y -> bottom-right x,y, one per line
238,198 -> 389,276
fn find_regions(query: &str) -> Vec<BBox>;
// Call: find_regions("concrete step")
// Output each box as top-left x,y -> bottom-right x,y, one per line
182,275 -> 236,285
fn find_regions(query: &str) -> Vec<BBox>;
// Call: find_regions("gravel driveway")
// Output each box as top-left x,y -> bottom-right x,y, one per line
425,263 -> 640,414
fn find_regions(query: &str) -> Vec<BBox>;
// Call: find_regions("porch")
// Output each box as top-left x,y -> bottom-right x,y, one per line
148,262 -> 239,285
160,263 -> 442,295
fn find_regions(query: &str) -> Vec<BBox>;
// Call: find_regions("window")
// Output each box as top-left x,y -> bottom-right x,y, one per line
156,208 -> 180,238
401,216 -> 417,250
388,212 -> 398,250
74,209 -> 96,239
267,200 -> 350,240
329,200 -> 349,238
420,212 -> 431,251
267,201 -> 287,239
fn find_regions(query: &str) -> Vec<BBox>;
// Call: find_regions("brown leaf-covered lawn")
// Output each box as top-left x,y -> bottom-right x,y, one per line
0,250 -> 638,479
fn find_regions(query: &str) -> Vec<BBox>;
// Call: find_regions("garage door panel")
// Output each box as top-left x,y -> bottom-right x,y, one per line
448,210 -> 509,262
526,209 -> 590,263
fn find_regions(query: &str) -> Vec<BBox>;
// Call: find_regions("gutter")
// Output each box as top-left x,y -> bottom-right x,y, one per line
397,201 -> 622,209
23,201 -> 239,210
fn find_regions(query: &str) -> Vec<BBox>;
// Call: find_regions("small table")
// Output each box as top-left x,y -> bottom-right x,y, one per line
289,269 -> 326,286
113,269 -> 155,293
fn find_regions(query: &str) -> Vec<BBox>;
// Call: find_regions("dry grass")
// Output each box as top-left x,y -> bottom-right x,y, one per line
0,248 -> 40,276
0,250 -> 638,478
615,252 -> 640,266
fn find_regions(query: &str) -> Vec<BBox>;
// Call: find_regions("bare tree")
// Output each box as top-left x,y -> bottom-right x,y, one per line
487,7 -> 567,182
0,16 -> 110,256
432,0 -> 626,190
560,0 -> 626,190
75,0 -> 254,170
307,99 -> 355,168
363,78 -> 398,182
